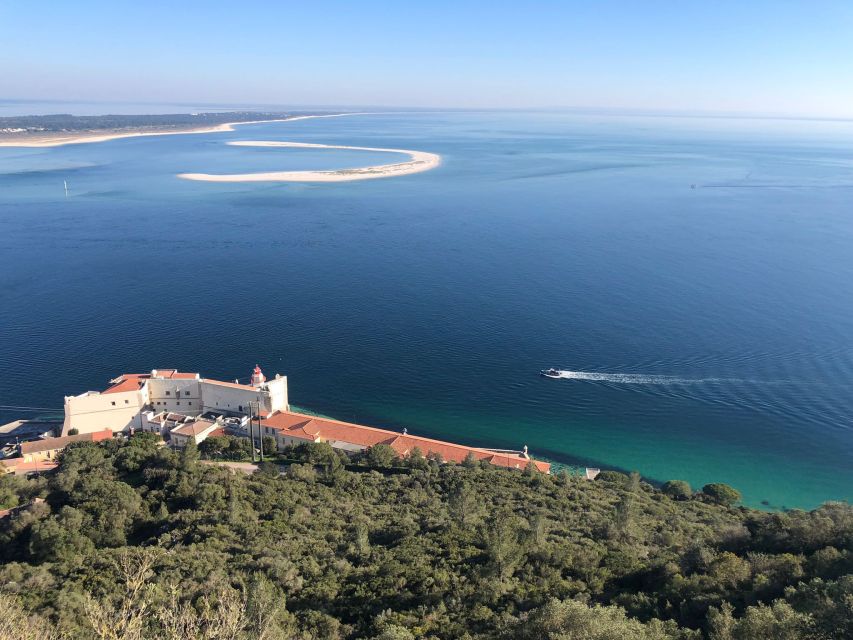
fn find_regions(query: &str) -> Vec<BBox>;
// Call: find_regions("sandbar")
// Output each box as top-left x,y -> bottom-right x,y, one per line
177,141 -> 441,183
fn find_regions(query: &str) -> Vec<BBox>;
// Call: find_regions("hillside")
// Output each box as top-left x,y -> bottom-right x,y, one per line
0,435 -> 849,639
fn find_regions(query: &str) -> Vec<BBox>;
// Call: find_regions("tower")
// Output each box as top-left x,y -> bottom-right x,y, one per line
251,364 -> 266,387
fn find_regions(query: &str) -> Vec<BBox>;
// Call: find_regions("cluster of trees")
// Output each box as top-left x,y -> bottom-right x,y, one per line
0,433 -> 849,639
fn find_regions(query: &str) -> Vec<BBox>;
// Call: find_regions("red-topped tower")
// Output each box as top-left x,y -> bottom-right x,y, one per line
251,364 -> 266,387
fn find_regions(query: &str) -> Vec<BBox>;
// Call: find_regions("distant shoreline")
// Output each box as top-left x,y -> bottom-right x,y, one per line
0,113 -> 361,148
0,111 -> 441,183
178,140 -> 441,183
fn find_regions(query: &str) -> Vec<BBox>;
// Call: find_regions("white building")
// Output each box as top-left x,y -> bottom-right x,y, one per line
168,418 -> 221,448
62,366 -> 288,436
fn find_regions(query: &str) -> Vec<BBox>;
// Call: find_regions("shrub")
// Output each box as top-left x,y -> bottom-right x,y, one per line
702,483 -> 742,506
596,470 -> 629,484
662,480 -> 692,500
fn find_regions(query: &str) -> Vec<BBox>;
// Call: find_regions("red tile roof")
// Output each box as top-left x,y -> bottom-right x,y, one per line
171,419 -> 217,437
262,412 -> 550,473
103,374 -> 150,394
20,429 -> 112,455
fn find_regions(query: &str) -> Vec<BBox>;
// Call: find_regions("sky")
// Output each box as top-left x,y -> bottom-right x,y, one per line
2,1 -> 853,118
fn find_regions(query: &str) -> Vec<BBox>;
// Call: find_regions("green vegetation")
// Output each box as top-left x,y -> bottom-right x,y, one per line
702,483 -> 743,507
0,434 -> 849,639
662,480 -> 693,501
0,111 -> 327,135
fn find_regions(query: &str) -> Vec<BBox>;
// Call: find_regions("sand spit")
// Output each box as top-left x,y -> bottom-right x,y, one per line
0,113 -> 363,148
177,141 -> 441,183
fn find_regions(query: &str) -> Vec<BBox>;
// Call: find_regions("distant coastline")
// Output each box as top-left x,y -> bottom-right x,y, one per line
0,112 -> 359,148
178,140 -> 441,183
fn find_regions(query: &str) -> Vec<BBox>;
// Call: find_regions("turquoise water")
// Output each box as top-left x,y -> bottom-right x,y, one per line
1,111 -> 852,509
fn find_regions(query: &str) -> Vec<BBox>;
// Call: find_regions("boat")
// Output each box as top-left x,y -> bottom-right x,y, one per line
540,368 -> 561,378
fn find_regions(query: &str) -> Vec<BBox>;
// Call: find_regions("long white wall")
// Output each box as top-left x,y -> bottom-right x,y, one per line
62,389 -> 147,435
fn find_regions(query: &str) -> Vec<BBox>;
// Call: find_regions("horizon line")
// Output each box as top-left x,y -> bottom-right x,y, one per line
2,98 -> 853,124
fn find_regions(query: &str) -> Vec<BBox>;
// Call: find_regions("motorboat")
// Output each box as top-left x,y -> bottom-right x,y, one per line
540,368 -> 561,378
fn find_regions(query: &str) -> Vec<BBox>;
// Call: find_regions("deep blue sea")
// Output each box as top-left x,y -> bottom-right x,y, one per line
1,110 -> 852,509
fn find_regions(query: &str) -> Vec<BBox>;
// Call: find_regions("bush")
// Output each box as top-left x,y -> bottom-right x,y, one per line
662,480 -> 692,500
702,483 -> 742,506
596,470 -> 628,484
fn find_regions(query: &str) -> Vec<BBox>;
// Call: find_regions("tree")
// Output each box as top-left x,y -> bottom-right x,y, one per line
365,444 -> 399,468
728,601 -> 811,639
262,436 -> 277,455
406,447 -> 429,471
179,438 -> 199,471
484,511 -> 525,584
0,592 -> 57,640
29,505 -> 95,564
596,470 -> 629,485
83,548 -> 162,640
508,598 -> 685,640
257,461 -> 281,478
199,436 -> 227,459
299,442 -> 337,466
448,480 -> 485,528
662,480 -> 692,500
702,483 -> 742,506
611,472 -> 641,541
372,625 -> 415,640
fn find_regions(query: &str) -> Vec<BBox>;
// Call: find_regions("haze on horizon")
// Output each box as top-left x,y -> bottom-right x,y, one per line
2,0 -> 852,119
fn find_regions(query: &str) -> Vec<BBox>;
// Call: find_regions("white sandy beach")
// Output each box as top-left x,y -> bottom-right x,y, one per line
177,141 -> 441,183
0,113 -> 362,148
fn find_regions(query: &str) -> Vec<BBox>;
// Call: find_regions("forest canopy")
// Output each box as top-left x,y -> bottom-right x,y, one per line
0,434 -> 849,639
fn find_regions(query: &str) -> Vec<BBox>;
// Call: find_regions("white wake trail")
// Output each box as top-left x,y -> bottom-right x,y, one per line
554,370 -> 735,385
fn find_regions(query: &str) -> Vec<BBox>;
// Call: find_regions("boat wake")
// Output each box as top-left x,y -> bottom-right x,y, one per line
551,370 -> 737,385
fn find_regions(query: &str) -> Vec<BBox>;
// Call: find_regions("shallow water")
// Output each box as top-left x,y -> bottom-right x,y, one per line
1,111 -> 851,509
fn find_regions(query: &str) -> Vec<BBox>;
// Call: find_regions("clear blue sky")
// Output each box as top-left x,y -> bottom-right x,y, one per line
3,1 -> 852,117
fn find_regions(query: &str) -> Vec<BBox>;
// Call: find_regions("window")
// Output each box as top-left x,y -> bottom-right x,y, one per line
185,391 -> 190,396
111,401 -> 116,406
238,405 -> 243,412
166,391 -> 171,396
188,402 -> 193,406
176,401 -> 181,405
125,400 -> 129,404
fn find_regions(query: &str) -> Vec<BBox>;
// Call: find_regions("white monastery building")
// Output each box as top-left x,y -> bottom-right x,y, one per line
62,366 -> 287,436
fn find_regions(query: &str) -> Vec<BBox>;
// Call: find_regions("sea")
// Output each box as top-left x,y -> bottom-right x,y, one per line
1,103 -> 852,510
